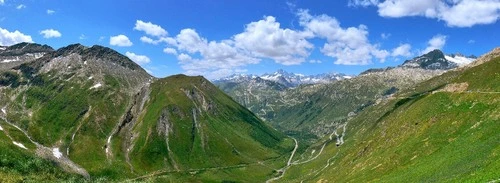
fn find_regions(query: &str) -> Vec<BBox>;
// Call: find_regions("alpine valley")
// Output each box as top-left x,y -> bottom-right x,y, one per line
0,42 -> 498,183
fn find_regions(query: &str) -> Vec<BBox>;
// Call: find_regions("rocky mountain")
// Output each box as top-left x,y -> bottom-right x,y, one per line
278,47 -> 500,182
214,70 -> 352,126
401,49 -> 476,70
0,42 -> 496,182
0,43 -> 54,71
216,50 -> 469,143
0,43 -> 294,182
216,69 -> 350,88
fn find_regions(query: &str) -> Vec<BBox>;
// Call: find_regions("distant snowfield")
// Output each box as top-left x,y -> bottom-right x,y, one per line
90,83 -> 102,89
53,148 -> 63,159
13,141 -> 28,149
0,125 -> 3,131
445,55 -> 475,66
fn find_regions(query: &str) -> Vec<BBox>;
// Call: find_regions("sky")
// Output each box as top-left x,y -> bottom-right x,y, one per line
0,0 -> 499,79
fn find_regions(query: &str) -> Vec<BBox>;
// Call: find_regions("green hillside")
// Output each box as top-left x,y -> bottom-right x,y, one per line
277,51 -> 500,182
0,43 -> 294,182
126,75 -> 294,182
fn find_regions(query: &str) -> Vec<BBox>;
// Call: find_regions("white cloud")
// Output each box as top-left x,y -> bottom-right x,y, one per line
140,36 -> 156,44
109,34 -> 133,47
125,52 -> 150,65
0,0 -> 4,5
348,0 -> 379,7
174,28 -> 259,79
381,33 -> 391,39
377,0 -> 444,18
0,27 -> 33,46
47,9 -> 55,15
422,34 -> 447,54
309,59 -> 322,64
40,29 -> 61,38
357,0 -> 500,27
297,9 -> 389,65
439,0 -> 500,27
234,16 -> 314,65
163,47 -> 178,55
16,4 -> 26,9
468,39 -> 475,44
79,34 -> 86,40
140,36 -> 176,45
134,20 -> 167,37
391,43 -> 412,57
134,9 -> 417,78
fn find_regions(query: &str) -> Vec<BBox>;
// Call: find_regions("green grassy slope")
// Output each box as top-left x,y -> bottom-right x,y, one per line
0,44 -> 295,182
279,55 -> 500,182
128,75 -> 294,182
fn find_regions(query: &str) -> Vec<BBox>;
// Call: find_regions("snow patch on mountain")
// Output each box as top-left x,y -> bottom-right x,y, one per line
90,83 -> 102,89
445,55 -> 475,66
53,148 -> 63,159
1,57 -> 20,63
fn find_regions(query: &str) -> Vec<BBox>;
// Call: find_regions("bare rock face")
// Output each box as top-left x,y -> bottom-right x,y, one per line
0,43 -> 54,71
157,108 -> 173,137
402,49 -> 458,70
36,44 -> 152,94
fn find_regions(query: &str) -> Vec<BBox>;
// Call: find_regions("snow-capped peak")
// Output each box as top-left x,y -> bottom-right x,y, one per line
216,69 -> 351,87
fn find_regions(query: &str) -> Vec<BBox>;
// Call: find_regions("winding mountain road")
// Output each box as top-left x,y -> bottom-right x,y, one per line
266,137 -> 299,183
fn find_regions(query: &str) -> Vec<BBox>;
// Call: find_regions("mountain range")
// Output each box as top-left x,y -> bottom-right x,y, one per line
215,69 -> 352,88
0,42 -> 498,182
214,49 -> 478,143
0,43 -> 293,182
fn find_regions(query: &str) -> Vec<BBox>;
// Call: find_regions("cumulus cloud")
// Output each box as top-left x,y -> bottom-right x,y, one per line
234,16 -> 314,65
351,0 -> 500,27
16,4 -> 26,9
439,0 -> 500,27
163,47 -> 178,55
422,34 -> 447,54
391,43 -> 412,57
297,9 -> 389,65
134,20 -> 167,37
173,28 -> 260,79
47,9 -> 55,15
40,29 -> 61,38
125,52 -> 150,65
0,27 -> 33,46
133,9 -> 416,78
109,34 -> 133,47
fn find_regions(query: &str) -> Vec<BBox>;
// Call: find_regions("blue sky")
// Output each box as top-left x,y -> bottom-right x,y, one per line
0,0 -> 499,79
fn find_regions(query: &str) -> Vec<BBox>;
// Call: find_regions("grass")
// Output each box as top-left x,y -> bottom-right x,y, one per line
128,75 -> 294,181
279,56 -> 500,182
